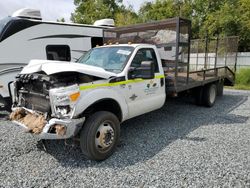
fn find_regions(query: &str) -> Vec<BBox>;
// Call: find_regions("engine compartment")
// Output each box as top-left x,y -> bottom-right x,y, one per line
13,71 -> 99,115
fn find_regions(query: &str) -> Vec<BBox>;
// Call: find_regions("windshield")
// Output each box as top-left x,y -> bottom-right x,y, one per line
0,17 -> 12,35
78,46 -> 134,73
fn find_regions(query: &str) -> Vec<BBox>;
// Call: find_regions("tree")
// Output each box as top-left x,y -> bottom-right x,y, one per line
139,0 -> 193,21
138,0 -> 176,21
71,0 -> 112,24
114,5 -> 139,26
238,0 -> 250,51
71,0 -> 123,24
71,0 -> 250,51
57,18 -> 65,22
192,0 -> 239,37
138,0 -> 250,51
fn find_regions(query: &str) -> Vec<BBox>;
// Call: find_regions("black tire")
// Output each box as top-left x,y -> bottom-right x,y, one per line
217,80 -> 224,96
193,87 -> 203,106
0,97 -> 12,111
203,84 -> 217,107
80,111 -> 120,161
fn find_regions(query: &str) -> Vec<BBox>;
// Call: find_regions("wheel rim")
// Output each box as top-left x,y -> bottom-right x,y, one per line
95,121 -> 115,152
209,86 -> 216,104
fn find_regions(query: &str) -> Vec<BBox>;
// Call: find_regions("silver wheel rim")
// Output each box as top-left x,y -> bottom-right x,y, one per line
209,86 -> 216,104
95,121 -> 115,152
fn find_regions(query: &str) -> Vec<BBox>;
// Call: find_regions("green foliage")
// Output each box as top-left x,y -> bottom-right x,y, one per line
70,0 -> 250,51
71,0 -> 114,24
138,0 -> 192,22
114,5 -> 139,26
238,0 -> 250,51
71,0 -> 139,26
233,84 -> 250,90
57,18 -> 65,22
236,68 -> 250,86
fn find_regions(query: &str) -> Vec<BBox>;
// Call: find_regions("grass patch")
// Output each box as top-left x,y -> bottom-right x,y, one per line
236,68 -> 250,85
233,84 -> 250,90
231,68 -> 250,90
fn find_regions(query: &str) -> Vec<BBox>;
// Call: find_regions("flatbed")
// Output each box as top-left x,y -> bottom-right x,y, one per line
104,17 -> 237,96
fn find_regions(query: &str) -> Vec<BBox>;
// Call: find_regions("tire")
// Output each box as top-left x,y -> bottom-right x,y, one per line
0,96 -> 12,111
193,87 -> 203,106
217,80 -> 224,96
80,111 -> 120,161
203,84 -> 217,107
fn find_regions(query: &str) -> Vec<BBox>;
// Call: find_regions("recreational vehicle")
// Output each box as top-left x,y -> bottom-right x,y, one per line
0,8 -> 114,107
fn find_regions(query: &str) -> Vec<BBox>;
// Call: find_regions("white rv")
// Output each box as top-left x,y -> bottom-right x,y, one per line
0,8 -> 114,106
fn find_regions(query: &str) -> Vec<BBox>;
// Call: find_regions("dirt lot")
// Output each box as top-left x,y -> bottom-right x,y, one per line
0,89 -> 249,187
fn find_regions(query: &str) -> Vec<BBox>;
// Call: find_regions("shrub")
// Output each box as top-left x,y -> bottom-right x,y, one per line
236,68 -> 250,86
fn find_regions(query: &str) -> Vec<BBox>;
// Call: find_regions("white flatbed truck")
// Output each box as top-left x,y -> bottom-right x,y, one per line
10,18 -> 236,160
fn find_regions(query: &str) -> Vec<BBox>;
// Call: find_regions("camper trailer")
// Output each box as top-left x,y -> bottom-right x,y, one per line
0,8 -> 114,107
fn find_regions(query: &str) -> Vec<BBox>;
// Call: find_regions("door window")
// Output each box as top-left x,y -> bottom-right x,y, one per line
130,48 -> 159,72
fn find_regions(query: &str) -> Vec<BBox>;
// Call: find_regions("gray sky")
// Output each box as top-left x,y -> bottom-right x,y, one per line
0,0 -> 152,22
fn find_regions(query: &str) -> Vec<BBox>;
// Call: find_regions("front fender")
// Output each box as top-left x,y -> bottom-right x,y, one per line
74,88 -> 129,121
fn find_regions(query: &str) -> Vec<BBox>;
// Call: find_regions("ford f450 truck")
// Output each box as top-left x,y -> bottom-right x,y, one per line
10,18 -> 236,160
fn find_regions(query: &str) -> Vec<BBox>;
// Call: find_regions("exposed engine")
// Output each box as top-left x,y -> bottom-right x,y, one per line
13,72 -> 98,116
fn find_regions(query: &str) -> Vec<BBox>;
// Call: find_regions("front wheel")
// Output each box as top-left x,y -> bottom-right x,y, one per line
80,111 -> 120,161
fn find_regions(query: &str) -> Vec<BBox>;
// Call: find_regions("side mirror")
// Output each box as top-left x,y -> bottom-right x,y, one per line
128,61 -> 155,79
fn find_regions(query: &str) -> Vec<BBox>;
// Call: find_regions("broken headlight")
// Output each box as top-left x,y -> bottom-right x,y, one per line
49,84 -> 80,118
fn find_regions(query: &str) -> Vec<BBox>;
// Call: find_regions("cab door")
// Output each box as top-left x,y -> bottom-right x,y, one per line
125,48 -> 166,118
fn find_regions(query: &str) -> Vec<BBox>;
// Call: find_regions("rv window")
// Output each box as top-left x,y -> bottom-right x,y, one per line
0,17 -> 12,35
46,45 -> 71,61
91,37 -> 103,48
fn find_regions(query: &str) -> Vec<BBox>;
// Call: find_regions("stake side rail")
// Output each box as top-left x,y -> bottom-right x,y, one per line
165,66 -> 235,95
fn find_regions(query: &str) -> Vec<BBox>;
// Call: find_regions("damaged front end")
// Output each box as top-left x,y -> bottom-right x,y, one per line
10,107 -> 84,139
10,72 -> 90,139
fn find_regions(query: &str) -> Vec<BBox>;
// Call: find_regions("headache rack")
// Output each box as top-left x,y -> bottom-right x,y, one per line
104,17 -> 238,95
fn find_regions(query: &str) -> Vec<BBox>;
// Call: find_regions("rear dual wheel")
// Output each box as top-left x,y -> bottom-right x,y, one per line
203,84 -> 217,107
194,83 -> 217,107
217,81 -> 224,96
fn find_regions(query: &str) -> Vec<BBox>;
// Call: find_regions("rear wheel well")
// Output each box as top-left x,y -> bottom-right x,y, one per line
81,99 -> 122,122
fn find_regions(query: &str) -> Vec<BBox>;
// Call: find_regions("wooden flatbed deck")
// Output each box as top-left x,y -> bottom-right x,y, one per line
164,66 -> 235,95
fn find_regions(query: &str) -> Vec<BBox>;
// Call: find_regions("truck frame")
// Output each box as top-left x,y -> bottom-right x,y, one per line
9,17 -> 237,161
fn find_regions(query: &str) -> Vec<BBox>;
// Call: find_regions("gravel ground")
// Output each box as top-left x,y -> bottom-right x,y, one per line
0,89 -> 250,188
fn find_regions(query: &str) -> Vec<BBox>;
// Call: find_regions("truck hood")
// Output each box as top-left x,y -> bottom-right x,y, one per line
20,60 -> 117,79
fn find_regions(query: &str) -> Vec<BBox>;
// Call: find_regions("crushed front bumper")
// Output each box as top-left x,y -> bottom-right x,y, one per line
11,108 -> 85,140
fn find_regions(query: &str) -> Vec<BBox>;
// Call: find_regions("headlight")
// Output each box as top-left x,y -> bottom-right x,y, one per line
49,84 -> 80,118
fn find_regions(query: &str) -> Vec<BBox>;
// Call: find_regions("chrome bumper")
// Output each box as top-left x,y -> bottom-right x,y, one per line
13,117 -> 85,140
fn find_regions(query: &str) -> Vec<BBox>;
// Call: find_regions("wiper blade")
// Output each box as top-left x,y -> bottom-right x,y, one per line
104,68 -> 115,71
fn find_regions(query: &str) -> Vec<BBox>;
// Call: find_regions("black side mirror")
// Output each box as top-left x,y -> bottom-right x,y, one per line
128,61 -> 155,79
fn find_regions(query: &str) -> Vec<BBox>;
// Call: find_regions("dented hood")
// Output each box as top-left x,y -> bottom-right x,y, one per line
20,60 -> 117,79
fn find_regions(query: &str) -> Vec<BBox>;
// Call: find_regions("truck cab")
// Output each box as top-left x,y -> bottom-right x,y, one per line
75,44 -> 166,119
